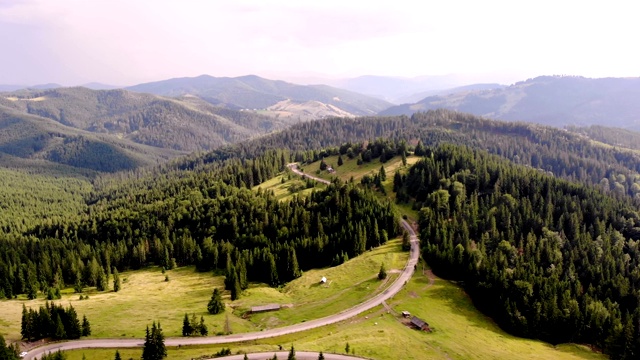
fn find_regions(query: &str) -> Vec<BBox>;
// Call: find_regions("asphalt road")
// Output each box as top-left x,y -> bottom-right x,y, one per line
24,164 -> 419,360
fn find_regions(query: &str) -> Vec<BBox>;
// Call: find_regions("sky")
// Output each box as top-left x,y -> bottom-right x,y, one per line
0,0 -> 638,86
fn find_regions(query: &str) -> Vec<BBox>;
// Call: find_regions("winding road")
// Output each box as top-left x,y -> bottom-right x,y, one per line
24,164 -> 419,360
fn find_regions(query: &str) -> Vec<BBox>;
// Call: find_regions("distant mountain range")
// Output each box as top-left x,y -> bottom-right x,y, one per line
126,74 -> 391,116
381,76 -> 640,130
325,74 -> 497,103
3,74 -> 640,173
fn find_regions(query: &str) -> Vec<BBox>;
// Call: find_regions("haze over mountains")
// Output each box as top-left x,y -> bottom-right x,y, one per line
126,74 -> 392,116
2,73 -> 640,174
382,75 -> 640,130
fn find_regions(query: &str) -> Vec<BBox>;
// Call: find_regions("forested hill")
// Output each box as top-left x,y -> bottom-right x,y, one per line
0,106 -> 182,173
126,74 -> 392,115
0,149 -> 397,301
0,87 -> 288,152
179,110 -> 640,199
395,145 -> 640,359
380,76 -> 640,130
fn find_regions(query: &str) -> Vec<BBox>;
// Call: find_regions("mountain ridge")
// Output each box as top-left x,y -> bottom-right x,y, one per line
380,75 -> 640,129
126,74 -> 392,115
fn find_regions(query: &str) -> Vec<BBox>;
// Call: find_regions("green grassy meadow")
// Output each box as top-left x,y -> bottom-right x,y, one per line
0,240 -> 406,343
63,266 -> 604,360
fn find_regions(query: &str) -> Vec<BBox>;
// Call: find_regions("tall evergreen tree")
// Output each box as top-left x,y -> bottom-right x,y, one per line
142,321 -> 166,360
114,350 -> 122,360
0,333 -> 19,360
182,313 -> 192,337
113,267 -> 121,292
81,315 -> 91,337
207,288 -> 225,314
287,345 -> 296,360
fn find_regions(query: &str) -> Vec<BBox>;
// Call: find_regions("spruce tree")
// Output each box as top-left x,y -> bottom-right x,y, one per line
81,315 -> 91,336
198,316 -> 208,336
53,313 -> 66,340
287,345 -> 296,360
66,305 -> 82,339
207,288 -> 225,314
317,352 -> 325,360
21,304 -> 30,340
378,263 -> 387,280
182,313 -> 192,336
0,333 -> 19,360
113,267 -> 121,292
114,350 -> 122,360
142,321 -> 166,360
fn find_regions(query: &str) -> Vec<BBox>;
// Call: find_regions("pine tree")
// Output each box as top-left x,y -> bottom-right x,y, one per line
81,315 -> 91,336
231,273 -> 241,301
21,304 -> 30,340
182,313 -> 192,336
287,345 -> 296,360
198,316 -> 208,336
142,321 -> 167,360
0,333 -> 19,360
113,267 -> 121,292
66,305 -> 82,339
114,350 -> 122,360
317,352 -> 325,360
96,267 -> 107,291
243,354 -> 249,360
54,313 -> 66,340
337,155 -> 344,166
207,288 -> 225,314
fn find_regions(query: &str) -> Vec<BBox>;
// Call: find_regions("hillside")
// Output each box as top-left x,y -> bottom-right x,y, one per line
126,74 -> 392,116
381,76 -> 640,129
0,87 -> 288,152
0,106 -> 182,172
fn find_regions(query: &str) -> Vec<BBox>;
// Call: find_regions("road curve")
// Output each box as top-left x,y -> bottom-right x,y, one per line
25,164 -> 419,360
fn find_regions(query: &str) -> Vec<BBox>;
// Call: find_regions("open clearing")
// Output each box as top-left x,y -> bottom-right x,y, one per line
62,264 -> 604,360
0,240 -> 406,343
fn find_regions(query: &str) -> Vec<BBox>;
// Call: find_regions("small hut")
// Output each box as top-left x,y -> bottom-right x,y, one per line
410,316 -> 430,331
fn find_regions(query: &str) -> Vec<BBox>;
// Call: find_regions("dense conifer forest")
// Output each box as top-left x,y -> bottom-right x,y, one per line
2,110 -> 640,358
395,145 -> 640,358
0,148 -> 397,300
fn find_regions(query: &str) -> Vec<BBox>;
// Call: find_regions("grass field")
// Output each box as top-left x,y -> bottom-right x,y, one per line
62,265 -> 604,360
252,173 -> 325,201
300,154 -> 421,184
0,240 -> 406,344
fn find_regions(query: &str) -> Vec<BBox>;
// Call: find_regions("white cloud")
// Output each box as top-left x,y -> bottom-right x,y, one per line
0,0 -> 638,85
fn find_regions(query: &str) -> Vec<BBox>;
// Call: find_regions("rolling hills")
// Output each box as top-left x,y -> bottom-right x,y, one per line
0,87 -> 290,153
381,75 -> 640,130
126,74 -> 392,116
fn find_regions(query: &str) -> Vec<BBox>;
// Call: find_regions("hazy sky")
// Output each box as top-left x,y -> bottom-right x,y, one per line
0,0 -> 638,86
